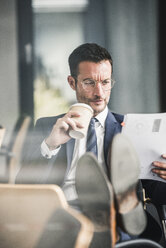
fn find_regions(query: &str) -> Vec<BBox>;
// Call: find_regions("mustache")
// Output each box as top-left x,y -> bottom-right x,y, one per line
90,96 -> 104,101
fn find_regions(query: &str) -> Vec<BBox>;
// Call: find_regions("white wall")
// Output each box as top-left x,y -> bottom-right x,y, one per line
106,0 -> 160,114
0,0 -> 19,139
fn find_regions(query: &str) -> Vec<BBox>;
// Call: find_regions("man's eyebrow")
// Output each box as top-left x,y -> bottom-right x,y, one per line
82,78 -> 111,81
82,78 -> 93,81
103,78 -> 111,81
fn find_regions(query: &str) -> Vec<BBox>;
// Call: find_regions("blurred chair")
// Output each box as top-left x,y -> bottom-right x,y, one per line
0,115 -> 32,183
0,184 -> 93,248
143,188 -> 166,247
156,205 -> 166,242
36,207 -> 94,248
115,238 -> 163,248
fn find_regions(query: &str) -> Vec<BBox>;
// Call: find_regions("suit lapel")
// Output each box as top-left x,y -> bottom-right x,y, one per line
104,111 -> 122,170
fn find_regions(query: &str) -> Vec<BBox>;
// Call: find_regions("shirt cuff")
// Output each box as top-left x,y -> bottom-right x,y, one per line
41,140 -> 61,159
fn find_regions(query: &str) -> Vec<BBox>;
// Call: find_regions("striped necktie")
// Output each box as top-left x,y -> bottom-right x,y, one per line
86,118 -> 98,157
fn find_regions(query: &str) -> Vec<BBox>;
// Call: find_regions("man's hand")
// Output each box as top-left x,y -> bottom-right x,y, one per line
45,111 -> 84,150
152,154 -> 166,180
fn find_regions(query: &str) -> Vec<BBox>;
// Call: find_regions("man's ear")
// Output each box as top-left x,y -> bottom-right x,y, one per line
67,76 -> 76,91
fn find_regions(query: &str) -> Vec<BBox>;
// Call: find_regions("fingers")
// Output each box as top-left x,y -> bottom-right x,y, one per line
52,111 -> 85,133
152,161 -> 166,169
162,154 -> 166,159
152,168 -> 166,180
151,160 -> 166,180
59,120 -> 71,132
45,111 -> 85,149
67,111 -> 81,118
61,112 -> 84,130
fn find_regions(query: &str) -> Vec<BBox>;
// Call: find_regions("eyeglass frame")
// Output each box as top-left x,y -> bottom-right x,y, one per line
73,76 -> 116,91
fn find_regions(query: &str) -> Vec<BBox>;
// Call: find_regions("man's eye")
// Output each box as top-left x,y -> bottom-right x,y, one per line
102,80 -> 110,85
84,81 -> 95,85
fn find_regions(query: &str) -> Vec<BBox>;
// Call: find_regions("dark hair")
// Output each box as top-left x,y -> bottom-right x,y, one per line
68,43 -> 113,77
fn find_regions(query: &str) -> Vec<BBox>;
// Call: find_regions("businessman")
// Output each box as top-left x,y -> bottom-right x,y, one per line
17,43 -> 163,243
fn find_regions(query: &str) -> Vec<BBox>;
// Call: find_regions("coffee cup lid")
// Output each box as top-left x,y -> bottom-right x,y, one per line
69,103 -> 93,114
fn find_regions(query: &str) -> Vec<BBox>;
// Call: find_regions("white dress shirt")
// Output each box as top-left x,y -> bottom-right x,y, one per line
41,106 -> 108,202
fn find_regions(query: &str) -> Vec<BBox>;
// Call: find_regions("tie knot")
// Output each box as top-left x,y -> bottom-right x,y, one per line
90,118 -> 98,126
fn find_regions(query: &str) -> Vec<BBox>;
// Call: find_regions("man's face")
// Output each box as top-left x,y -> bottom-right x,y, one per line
69,60 -> 112,116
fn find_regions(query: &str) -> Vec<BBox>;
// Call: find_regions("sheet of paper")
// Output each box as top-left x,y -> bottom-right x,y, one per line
122,113 -> 166,183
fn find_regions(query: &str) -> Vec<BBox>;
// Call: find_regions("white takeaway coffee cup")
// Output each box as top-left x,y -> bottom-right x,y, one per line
68,103 -> 94,139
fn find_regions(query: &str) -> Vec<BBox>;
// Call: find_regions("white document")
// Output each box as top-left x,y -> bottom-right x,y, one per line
122,113 -> 166,183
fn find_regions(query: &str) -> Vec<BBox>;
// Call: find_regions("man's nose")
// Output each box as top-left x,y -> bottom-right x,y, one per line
93,82 -> 105,96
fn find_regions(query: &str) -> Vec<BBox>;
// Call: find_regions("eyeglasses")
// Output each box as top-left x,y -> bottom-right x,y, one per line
80,78 -> 115,91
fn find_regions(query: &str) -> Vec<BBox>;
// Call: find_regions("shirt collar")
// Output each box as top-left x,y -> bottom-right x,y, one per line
95,106 -> 108,128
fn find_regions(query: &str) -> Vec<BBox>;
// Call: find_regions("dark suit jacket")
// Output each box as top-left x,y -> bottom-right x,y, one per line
16,110 -> 162,241
16,110 -> 123,185
16,109 -> 165,205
